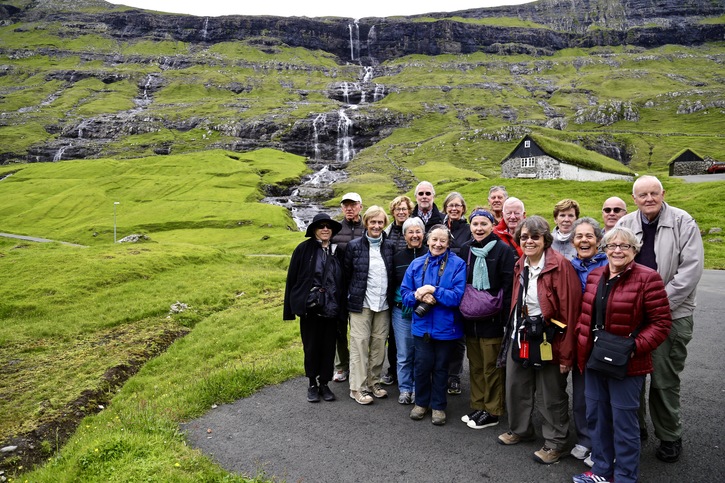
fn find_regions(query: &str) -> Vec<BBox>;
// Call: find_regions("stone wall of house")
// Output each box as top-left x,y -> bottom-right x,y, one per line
671,161 -> 709,176
502,156 -> 633,181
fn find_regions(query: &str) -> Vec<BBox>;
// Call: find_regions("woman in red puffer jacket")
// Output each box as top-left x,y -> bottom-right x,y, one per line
573,227 -> 671,483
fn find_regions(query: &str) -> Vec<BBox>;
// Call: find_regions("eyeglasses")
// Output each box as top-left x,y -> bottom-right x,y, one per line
417,191 -> 432,196
447,204 -> 463,209
604,243 -> 633,251
317,223 -> 332,229
394,207 -> 409,212
519,234 -> 541,241
602,207 -> 625,214
505,212 -> 523,217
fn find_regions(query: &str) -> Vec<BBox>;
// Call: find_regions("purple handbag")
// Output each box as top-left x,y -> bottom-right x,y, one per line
459,284 -> 503,320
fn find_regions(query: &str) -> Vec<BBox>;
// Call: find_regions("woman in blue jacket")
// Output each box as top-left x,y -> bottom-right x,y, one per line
401,224 -> 467,425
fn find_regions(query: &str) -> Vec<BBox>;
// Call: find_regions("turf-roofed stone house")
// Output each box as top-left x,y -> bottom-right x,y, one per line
668,148 -> 708,176
501,135 -> 634,181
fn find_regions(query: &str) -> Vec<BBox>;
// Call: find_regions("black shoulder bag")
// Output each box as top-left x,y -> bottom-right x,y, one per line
586,275 -> 644,380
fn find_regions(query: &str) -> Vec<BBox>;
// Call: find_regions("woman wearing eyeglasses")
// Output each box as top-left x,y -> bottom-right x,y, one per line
497,216 -> 582,466
441,191 -> 472,396
284,213 -> 345,403
572,227 -> 671,483
385,195 -> 414,254
442,191 -> 472,256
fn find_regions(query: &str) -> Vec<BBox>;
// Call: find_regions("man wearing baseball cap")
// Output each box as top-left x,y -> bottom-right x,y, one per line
331,192 -> 364,382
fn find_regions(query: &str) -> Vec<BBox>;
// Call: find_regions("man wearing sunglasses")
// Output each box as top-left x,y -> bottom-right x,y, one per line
411,181 -> 443,233
601,197 -> 628,233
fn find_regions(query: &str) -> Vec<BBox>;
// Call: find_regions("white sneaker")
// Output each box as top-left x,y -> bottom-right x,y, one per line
584,455 -> 594,467
570,444 -> 590,460
349,390 -> 373,405
333,370 -> 348,382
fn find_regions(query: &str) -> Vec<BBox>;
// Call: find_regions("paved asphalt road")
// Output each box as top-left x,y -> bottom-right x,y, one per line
182,271 -> 723,482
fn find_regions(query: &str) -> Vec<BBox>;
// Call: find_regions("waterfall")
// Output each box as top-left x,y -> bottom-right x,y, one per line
53,145 -> 68,162
312,113 -> 327,161
77,120 -> 88,139
341,82 -> 350,104
362,66 -> 374,83
348,24 -> 355,61
201,17 -> 209,40
348,20 -> 361,61
354,20 -> 360,61
336,109 -> 355,164
374,84 -> 385,102
143,74 -> 153,99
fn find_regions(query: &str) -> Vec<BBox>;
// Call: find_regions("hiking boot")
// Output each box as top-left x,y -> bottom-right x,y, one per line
447,379 -> 461,395
431,409 -> 446,425
333,370 -> 348,382
410,405 -> 428,420
533,446 -> 563,465
398,391 -> 413,405
371,383 -> 388,398
497,430 -> 534,445
656,438 -> 682,463
381,373 -> 395,385
467,411 -> 499,429
318,384 -> 335,402
307,385 -> 320,403
570,444 -> 590,460
461,409 -> 484,424
349,390 -> 373,405
572,471 -> 611,483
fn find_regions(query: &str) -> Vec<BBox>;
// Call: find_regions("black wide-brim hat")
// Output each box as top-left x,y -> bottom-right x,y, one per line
305,213 -> 342,238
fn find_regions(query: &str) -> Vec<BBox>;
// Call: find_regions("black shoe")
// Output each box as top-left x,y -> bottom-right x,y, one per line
447,379 -> 461,395
656,438 -> 682,463
307,385 -> 320,403
319,384 -> 336,401
467,411 -> 499,430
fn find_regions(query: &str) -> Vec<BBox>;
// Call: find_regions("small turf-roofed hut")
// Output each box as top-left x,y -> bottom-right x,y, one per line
668,148 -> 707,176
501,134 -> 633,181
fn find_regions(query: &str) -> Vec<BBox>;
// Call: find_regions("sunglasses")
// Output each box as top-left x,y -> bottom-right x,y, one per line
317,223 -> 332,229
603,207 -> 625,214
418,191 -> 432,196
519,234 -> 541,241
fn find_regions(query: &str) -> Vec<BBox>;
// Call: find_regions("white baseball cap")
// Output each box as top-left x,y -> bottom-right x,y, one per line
341,192 -> 362,203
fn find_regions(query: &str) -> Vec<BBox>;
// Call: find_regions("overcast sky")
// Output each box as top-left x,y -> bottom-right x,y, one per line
105,0 -> 532,19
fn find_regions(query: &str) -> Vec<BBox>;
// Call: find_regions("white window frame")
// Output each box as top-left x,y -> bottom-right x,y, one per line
521,157 -> 535,168
524,140 -> 531,148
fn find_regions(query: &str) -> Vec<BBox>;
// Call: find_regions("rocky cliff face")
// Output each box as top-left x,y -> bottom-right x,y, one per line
0,0 -> 723,168
4,0 -> 724,63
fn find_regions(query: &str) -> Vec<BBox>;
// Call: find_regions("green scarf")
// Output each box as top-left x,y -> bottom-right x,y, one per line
470,240 -> 497,290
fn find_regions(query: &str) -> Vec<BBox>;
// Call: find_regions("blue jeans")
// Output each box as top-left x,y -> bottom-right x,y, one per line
392,307 -> 414,393
414,336 -> 454,410
586,370 -> 644,483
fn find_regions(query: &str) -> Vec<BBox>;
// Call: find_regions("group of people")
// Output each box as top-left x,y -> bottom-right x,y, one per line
283,176 -> 704,483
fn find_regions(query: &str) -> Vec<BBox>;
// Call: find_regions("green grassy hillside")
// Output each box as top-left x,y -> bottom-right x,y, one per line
1,2 -> 724,480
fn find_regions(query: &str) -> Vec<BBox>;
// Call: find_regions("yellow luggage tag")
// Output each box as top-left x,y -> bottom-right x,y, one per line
540,332 -> 553,361
550,318 -> 567,329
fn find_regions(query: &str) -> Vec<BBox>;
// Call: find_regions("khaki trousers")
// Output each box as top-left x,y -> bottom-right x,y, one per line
466,336 -> 504,416
349,308 -> 390,392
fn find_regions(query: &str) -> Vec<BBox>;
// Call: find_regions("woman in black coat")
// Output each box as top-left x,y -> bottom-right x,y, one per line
284,213 -> 344,403
458,208 -> 515,430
